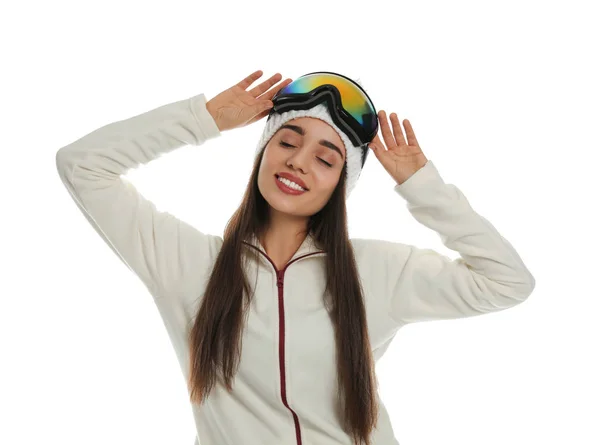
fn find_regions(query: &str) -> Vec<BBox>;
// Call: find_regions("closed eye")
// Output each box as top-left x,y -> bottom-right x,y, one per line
279,142 -> 333,167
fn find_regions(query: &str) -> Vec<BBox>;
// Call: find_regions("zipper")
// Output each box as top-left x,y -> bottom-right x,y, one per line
275,268 -> 303,444
243,242 -> 325,445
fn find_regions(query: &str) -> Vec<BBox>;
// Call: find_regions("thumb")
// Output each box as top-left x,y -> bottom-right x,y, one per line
368,141 -> 379,157
254,100 -> 273,114
369,135 -> 383,155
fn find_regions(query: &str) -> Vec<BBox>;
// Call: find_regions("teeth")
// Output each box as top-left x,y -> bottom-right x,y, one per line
278,176 -> 306,191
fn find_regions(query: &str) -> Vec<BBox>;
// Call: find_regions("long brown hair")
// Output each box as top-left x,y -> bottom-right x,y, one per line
187,142 -> 379,445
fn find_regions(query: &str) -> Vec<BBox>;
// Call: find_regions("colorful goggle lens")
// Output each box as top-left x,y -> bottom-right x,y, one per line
275,72 -> 377,132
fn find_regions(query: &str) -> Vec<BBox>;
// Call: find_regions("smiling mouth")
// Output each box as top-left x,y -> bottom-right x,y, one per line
275,174 -> 309,191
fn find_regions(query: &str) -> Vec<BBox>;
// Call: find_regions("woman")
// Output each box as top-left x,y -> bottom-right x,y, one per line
55,70 -> 535,445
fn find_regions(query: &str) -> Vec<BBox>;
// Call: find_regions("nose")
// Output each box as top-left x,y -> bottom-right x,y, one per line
286,146 -> 311,174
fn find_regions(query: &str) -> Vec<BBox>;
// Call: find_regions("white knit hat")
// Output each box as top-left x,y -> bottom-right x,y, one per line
254,102 -> 367,200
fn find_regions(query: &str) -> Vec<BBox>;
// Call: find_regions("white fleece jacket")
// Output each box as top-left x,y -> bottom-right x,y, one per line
55,92 -> 535,445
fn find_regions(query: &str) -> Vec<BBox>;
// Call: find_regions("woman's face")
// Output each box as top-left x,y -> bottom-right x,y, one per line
257,117 -> 346,219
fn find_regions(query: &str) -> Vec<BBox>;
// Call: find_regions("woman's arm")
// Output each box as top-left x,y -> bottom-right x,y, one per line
55,93 -> 223,300
360,160 -> 535,325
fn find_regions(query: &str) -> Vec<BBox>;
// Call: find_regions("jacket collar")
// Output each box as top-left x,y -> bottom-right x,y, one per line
242,231 -> 326,262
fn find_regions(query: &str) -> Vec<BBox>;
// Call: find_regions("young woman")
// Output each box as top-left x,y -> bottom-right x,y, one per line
55,70 -> 535,445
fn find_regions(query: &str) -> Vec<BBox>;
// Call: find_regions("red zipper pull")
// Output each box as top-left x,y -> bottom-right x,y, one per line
276,270 -> 284,287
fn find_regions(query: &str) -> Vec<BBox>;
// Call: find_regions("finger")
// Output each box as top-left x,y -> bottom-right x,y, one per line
378,111 -> 397,150
247,102 -> 273,124
403,119 -> 419,147
248,104 -> 274,125
370,134 -> 382,147
259,78 -> 293,101
247,111 -> 266,125
370,134 -> 388,161
390,113 -> 407,146
237,70 -> 265,90
248,72 -> 283,97
369,134 -> 384,154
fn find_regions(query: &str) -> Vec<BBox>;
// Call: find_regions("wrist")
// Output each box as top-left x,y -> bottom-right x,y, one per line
205,100 -> 222,131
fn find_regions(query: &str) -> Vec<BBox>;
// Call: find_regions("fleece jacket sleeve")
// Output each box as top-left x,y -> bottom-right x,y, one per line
55,93 -> 224,299
381,159 -> 536,325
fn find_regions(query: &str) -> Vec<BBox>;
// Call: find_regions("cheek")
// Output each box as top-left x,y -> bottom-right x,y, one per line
259,150 -> 277,173
262,149 -> 283,171
312,170 -> 341,194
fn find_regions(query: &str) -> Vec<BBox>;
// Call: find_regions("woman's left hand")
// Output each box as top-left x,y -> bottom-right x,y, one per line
368,111 -> 428,185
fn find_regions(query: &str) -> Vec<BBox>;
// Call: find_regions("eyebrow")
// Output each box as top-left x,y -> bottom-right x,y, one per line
278,124 -> 345,160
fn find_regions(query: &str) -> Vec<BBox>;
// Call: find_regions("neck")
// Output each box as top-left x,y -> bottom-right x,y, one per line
259,210 -> 309,262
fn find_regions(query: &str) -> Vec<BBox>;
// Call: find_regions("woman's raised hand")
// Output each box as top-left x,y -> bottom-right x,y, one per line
206,70 -> 292,132
369,111 -> 428,185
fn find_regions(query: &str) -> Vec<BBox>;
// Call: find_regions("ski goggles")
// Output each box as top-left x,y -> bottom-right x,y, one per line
270,71 -> 379,152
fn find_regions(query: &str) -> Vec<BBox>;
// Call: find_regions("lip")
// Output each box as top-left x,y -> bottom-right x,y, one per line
275,175 -> 308,195
276,172 -> 308,191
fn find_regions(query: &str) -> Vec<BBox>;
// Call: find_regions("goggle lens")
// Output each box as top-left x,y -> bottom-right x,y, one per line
275,72 -> 377,139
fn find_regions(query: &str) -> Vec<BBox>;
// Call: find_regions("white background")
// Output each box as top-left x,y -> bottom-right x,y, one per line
2,0 -> 598,444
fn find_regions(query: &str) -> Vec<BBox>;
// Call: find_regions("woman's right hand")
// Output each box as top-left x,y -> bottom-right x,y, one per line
206,70 -> 292,132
